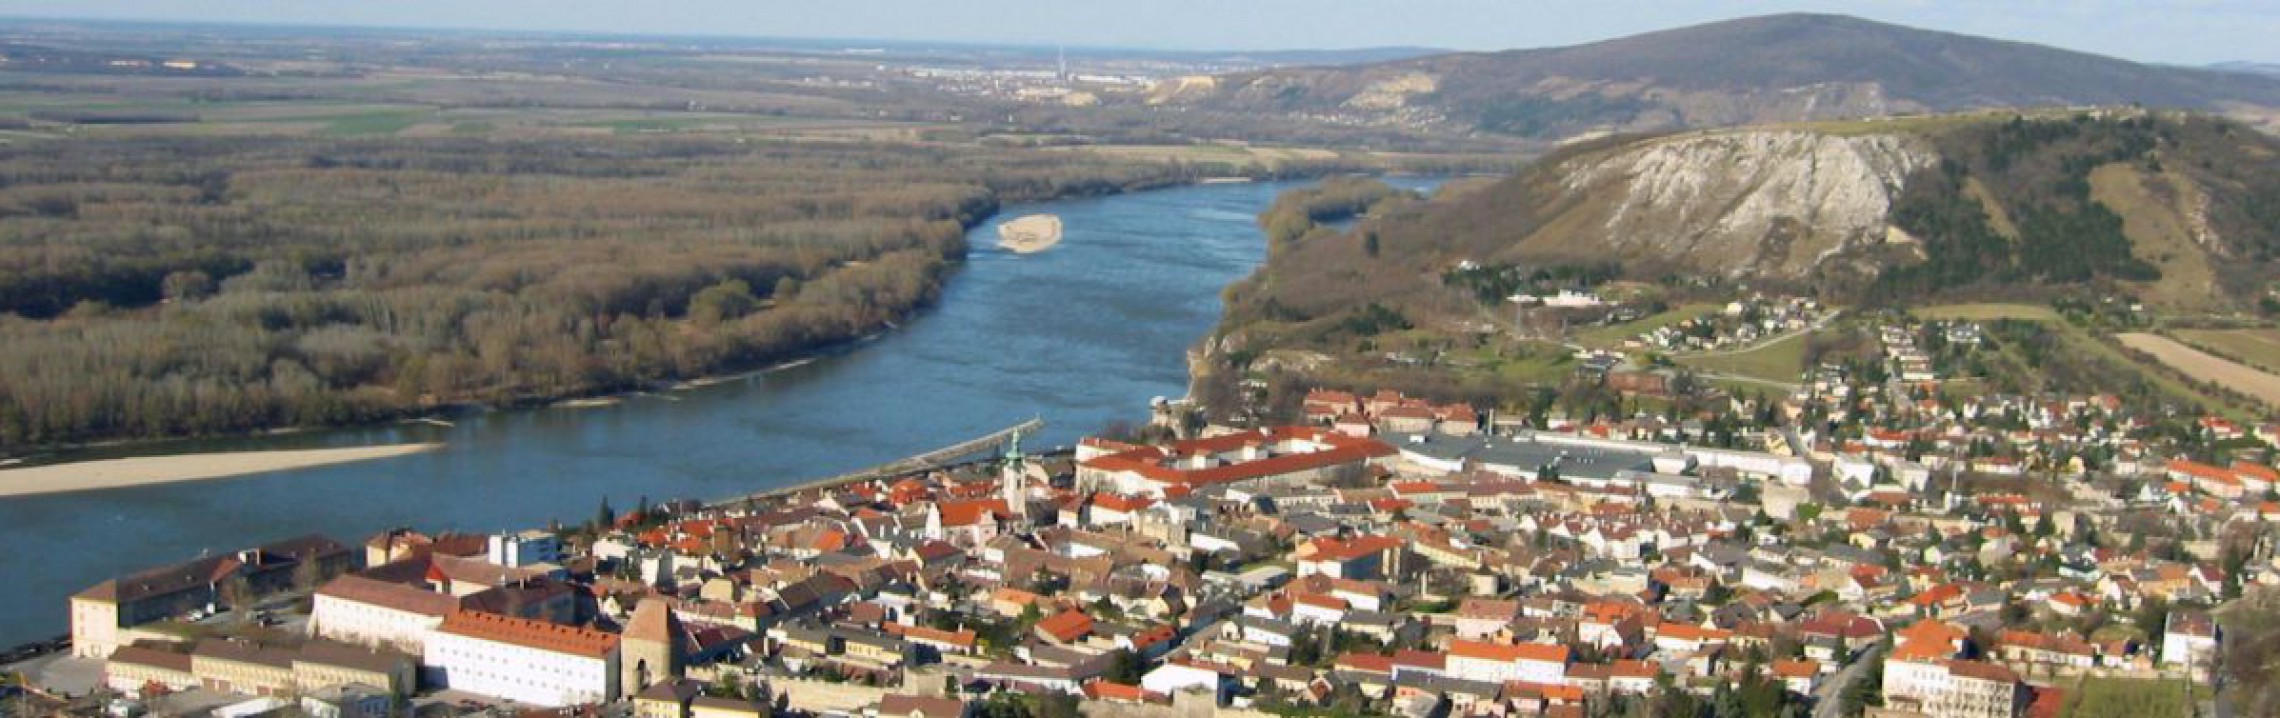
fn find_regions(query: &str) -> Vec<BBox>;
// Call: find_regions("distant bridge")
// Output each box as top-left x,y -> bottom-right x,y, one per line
716,417 -> 1044,506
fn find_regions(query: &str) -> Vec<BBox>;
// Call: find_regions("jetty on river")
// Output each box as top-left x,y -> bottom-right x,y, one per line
716,417 -> 1045,505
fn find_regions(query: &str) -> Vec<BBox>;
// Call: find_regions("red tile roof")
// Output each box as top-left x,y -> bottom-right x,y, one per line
1076,427 -> 1395,488
936,499 -> 1010,528
1307,535 -> 1404,563
436,610 -> 618,658
1450,639 -> 1569,664
1036,609 -> 1095,643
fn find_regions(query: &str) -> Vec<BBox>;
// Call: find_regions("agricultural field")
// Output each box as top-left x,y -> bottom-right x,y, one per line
2117,333 -> 2280,406
1674,332 -> 1809,385
1912,303 -> 2061,321
2170,328 -> 2280,373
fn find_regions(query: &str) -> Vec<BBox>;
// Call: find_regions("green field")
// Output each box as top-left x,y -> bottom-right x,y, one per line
1675,332 -> 1809,384
2061,677 -> 2192,718
314,109 -> 434,137
1572,302 -> 1720,349
1913,303 -> 2061,321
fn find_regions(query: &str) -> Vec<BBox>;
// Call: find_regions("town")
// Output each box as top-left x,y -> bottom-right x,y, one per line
9,349 -> 2261,718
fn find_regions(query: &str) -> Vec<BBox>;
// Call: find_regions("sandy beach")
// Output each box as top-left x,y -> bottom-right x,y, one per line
0,443 -> 443,499
997,214 -> 1063,254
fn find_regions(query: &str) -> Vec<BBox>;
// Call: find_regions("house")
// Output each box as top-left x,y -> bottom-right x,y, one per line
633,679 -> 705,718
1297,535 -> 1405,580
1769,659 -> 1823,695
1140,662 -> 1232,704
875,693 -> 970,718
1883,620 -> 2023,718
2162,611 -> 2219,669
1034,610 -> 1095,645
1453,599 -> 1521,641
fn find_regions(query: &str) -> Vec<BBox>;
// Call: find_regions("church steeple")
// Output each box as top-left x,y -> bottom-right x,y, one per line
1002,429 -> 1029,523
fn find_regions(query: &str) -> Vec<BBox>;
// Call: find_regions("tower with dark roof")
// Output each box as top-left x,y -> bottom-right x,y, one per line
620,599 -> 687,695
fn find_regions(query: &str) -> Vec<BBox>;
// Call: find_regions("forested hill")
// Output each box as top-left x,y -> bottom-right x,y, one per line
0,138 -> 1205,448
1150,14 -> 2280,139
1207,110 -> 2280,381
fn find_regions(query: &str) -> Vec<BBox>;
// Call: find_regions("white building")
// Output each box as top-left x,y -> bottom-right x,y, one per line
1882,620 -> 2022,718
1141,662 -> 1228,702
424,611 -> 621,707
310,575 -> 461,655
1444,639 -> 1568,685
2163,611 -> 2220,669
486,530 -> 564,568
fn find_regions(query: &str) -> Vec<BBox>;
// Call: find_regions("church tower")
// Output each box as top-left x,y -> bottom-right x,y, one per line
1002,430 -> 1030,524
621,598 -> 687,696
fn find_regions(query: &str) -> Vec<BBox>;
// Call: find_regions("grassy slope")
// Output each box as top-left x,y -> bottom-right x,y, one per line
1674,332 -> 1810,384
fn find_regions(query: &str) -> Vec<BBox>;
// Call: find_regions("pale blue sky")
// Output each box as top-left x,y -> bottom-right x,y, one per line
4,0 -> 2272,66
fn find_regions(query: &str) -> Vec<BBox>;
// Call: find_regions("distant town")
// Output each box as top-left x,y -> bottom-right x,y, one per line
5,342 -> 2259,718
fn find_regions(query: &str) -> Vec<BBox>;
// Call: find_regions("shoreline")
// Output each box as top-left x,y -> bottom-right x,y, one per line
0,443 -> 445,499
0,172 -> 1357,469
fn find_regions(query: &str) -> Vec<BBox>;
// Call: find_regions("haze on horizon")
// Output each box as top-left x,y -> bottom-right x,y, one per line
5,0 -> 2275,67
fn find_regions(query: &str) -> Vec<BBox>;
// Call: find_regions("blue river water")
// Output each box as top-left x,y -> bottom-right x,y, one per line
0,177 -> 1438,647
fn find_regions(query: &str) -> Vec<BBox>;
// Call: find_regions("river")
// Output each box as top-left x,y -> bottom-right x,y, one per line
0,177 -> 1440,647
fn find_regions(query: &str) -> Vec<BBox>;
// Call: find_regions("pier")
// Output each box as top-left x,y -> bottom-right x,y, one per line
715,417 -> 1045,506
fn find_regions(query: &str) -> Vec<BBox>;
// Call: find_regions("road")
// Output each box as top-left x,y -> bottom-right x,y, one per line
1813,644 -> 1884,718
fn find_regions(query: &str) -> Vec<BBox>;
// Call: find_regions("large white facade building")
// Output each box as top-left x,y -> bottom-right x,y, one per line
310,575 -> 461,655
424,611 -> 621,707
1444,639 -> 1569,685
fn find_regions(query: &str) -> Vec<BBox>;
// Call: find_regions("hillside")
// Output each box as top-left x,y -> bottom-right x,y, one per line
1198,110 -> 2280,411
1150,14 -> 2280,140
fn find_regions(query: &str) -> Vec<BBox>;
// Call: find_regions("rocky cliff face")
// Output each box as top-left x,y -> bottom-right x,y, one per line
1529,130 -> 1939,278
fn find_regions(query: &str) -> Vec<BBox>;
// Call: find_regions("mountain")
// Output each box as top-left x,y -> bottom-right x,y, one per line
2213,61 -> 2280,77
1149,14 -> 2280,140
1214,111 -> 2280,364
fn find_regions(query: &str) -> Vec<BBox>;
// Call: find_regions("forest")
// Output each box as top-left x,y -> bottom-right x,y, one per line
0,136 -> 1202,447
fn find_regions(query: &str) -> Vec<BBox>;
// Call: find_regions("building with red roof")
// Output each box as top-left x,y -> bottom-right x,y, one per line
425,610 -> 621,706
1075,427 -> 1396,498
1445,639 -> 1569,685
1034,609 -> 1095,645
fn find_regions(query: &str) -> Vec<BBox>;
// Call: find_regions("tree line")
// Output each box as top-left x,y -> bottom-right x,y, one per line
0,136 -> 1201,447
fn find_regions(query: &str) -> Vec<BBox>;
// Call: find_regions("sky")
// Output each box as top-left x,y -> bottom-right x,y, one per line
3,0 -> 2274,66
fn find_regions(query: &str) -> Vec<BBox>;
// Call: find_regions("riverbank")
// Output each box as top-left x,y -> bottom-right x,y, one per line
0,444 -> 443,499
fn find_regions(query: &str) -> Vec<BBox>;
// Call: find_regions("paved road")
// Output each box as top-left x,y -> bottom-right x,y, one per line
1812,644 -> 1884,718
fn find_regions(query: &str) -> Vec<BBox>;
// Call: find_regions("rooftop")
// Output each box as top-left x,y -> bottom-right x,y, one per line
436,610 -> 619,658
